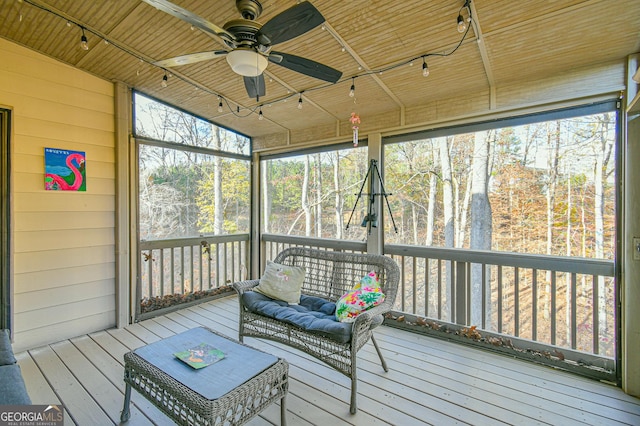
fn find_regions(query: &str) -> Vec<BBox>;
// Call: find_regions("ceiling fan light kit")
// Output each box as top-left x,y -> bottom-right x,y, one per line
226,49 -> 268,77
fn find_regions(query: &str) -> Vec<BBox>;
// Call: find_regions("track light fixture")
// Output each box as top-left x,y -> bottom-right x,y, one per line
298,94 -> 303,110
349,78 -> 355,98
217,98 -> 223,113
422,58 -> 430,77
79,27 -> 89,51
258,106 -> 264,120
161,72 -> 168,88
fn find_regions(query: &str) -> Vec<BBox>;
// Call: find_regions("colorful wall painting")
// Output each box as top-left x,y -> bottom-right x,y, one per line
44,148 -> 86,191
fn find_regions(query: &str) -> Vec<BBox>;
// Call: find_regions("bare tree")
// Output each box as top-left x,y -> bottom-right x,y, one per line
316,153 -> 323,237
333,152 -> 344,239
262,162 -> 271,233
438,136 -> 454,320
470,130 -> 493,326
212,126 -> 223,234
302,155 -> 312,236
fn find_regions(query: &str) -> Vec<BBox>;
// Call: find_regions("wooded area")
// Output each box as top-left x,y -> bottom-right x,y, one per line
134,94 -> 617,357
135,94 -> 251,241
263,113 -> 616,262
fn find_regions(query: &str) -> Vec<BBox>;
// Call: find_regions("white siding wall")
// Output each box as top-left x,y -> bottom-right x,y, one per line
0,38 -> 116,352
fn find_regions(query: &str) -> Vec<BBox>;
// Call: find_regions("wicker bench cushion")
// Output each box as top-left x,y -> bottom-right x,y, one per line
242,291 -> 352,343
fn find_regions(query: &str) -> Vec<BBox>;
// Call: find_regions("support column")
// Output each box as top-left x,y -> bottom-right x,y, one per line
252,152 -> 261,279
366,133 -> 383,255
114,82 -> 131,327
623,109 -> 640,396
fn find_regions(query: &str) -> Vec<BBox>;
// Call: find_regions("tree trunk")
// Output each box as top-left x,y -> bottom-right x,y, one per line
334,153 -> 343,239
315,153 -> 322,237
262,161 -> 271,234
303,155 -> 312,236
544,121 -> 561,320
213,127 -> 223,235
438,136 -> 454,320
470,131 -> 492,327
425,172 -> 437,246
594,116 -> 610,341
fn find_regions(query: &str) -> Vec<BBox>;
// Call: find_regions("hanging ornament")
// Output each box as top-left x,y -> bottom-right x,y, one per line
350,112 -> 361,147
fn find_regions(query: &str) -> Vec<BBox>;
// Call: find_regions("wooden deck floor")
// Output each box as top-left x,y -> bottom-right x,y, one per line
15,296 -> 640,425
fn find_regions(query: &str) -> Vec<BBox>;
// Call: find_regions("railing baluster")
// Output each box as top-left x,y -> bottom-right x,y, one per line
514,266 -> 520,337
180,246 -> 185,294
231,241 -> 236,283
551,271 -> 557,346
532,268 -> 538,341
592,274 -> 599,354
412,256 -> 417,314
159,248 -> 165,297
437,259 -> 442,320
481,263 -> 487,330
571,272 -> 577,350
466,261 -> 471,326
215,243 -> 221,288
497,265 -> 503,333
224,243 -> 228,285
424,257 -> 429,318
400,255 -> 406,312
189,245 -> 193,292
207,242 -> 212,290
147,250 -> 152,299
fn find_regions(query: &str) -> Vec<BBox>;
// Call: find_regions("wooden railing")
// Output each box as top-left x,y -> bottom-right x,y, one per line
384,245 -> 616,358
261,234 -> 366,261
138,234 -> 250,302
261,235 -> 616,363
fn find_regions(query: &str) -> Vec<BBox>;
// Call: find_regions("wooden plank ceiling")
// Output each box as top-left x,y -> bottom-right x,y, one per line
1,0 -> 639,141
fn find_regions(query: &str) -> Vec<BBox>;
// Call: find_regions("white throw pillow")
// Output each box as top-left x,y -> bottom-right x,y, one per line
254,261 -> 306,304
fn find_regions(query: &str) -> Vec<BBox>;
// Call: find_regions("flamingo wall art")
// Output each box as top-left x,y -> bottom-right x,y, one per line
44,148 -> 86,191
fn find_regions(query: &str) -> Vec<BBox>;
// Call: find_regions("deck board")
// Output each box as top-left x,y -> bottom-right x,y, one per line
28,345 -> 111,425
15,295 -> 640,425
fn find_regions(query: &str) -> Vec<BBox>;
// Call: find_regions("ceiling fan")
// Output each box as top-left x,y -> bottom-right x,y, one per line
143,0 -> 343,100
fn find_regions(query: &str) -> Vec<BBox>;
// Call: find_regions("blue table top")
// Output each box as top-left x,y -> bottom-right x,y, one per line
133,327 -> 279,400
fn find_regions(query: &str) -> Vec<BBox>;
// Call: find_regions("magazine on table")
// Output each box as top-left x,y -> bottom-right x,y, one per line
174,343 -> 225,369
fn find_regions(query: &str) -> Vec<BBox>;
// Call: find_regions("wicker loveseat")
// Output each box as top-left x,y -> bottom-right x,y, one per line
233,247 -> 399,414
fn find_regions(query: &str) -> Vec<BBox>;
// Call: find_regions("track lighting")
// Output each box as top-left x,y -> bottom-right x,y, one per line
217,98 -> 223,113
349,78 -> 355,98
298,94 -> 303,109
258,106 -> 264,120
80,27 -> 89,51
422,58 -> 429,77
161,72 -> 168,87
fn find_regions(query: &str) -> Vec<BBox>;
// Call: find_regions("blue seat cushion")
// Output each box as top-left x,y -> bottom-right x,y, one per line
0,330 -> 17,365
242,291 -> 352,344
0,365 -> 31,404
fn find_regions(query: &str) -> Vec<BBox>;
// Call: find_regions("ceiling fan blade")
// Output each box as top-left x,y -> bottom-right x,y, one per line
142,0 -> 236,45
244,75 -> 266,99
256,1 -> 324,46
153,50 -> 227,67
269,51 -> 342,83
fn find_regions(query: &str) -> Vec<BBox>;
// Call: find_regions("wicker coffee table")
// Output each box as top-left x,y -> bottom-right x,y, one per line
120,326 -> 288,425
